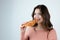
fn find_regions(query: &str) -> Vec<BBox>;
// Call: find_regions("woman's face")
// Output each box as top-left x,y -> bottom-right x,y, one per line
34,8 -> 43,24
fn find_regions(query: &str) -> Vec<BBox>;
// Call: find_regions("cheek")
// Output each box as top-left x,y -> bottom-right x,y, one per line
34,15 -> 41,19
39,15 -> 42,19
39,16 -> 43,21
34,15 -> 36,19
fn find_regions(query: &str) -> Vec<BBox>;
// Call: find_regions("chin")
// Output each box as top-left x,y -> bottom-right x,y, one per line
38,20 -> 43,23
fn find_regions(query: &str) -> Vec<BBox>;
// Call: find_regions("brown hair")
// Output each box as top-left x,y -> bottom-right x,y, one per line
32,4 -> 53,31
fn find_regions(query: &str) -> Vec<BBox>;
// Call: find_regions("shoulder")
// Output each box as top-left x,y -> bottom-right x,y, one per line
48,28 -> 57,40
49,29 -> 57,35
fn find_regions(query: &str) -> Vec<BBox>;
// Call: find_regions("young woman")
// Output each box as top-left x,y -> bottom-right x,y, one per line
20,4 -> 57,40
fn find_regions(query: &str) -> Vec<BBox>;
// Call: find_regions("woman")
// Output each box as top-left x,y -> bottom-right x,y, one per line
20,4 -> 57,40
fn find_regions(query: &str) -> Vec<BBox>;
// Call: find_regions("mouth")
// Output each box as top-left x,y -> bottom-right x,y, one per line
34,18 -> 41,21
38,19 -> 40,21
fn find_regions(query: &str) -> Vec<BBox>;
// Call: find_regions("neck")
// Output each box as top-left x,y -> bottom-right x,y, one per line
36,23 -> 44,30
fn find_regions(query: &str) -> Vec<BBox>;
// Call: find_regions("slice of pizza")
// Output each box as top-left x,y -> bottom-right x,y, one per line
22,19 -> 38,27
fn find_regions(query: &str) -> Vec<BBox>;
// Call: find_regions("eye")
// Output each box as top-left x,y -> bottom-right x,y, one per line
34,13 -> 42,15
34,13 -> 36,15
38,13 -> 41,15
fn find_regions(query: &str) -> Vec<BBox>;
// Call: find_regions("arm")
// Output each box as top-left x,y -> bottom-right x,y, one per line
20,26 -> 26,40
20,26 -> 31,40
24,27 -> 31,40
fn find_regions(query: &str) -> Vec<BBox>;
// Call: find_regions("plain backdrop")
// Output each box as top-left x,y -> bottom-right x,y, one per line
0,0 -> 60,40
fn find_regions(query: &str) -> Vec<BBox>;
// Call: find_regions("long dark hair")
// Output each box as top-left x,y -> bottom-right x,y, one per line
32,4 -> 53,31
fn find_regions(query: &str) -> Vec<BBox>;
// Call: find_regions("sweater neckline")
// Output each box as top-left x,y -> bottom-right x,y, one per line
33,27 -> 45,32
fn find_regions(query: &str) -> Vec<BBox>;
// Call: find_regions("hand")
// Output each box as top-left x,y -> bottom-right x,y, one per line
20,22 -> 26,32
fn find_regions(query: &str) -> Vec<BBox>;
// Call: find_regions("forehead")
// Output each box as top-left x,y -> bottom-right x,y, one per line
35,8 -> 41,14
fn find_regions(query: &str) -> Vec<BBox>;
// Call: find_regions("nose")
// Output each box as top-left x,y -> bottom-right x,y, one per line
34,14 -> 39,20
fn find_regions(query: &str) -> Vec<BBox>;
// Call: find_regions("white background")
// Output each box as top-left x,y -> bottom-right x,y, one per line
0,0 -> 60,40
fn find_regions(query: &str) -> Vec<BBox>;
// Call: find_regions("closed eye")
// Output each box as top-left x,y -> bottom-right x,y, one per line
34,13 -> 41,15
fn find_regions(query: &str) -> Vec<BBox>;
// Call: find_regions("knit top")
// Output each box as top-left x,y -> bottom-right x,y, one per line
21,27 -> 57,40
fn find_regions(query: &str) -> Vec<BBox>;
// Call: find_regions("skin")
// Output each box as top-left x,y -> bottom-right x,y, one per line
34,8 -> 44,30
20,8 -> 44,32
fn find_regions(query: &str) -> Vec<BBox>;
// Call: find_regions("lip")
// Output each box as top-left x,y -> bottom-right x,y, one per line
38,19 -> 40,21
37,19 -> 40,21
34,18 -> 41,21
